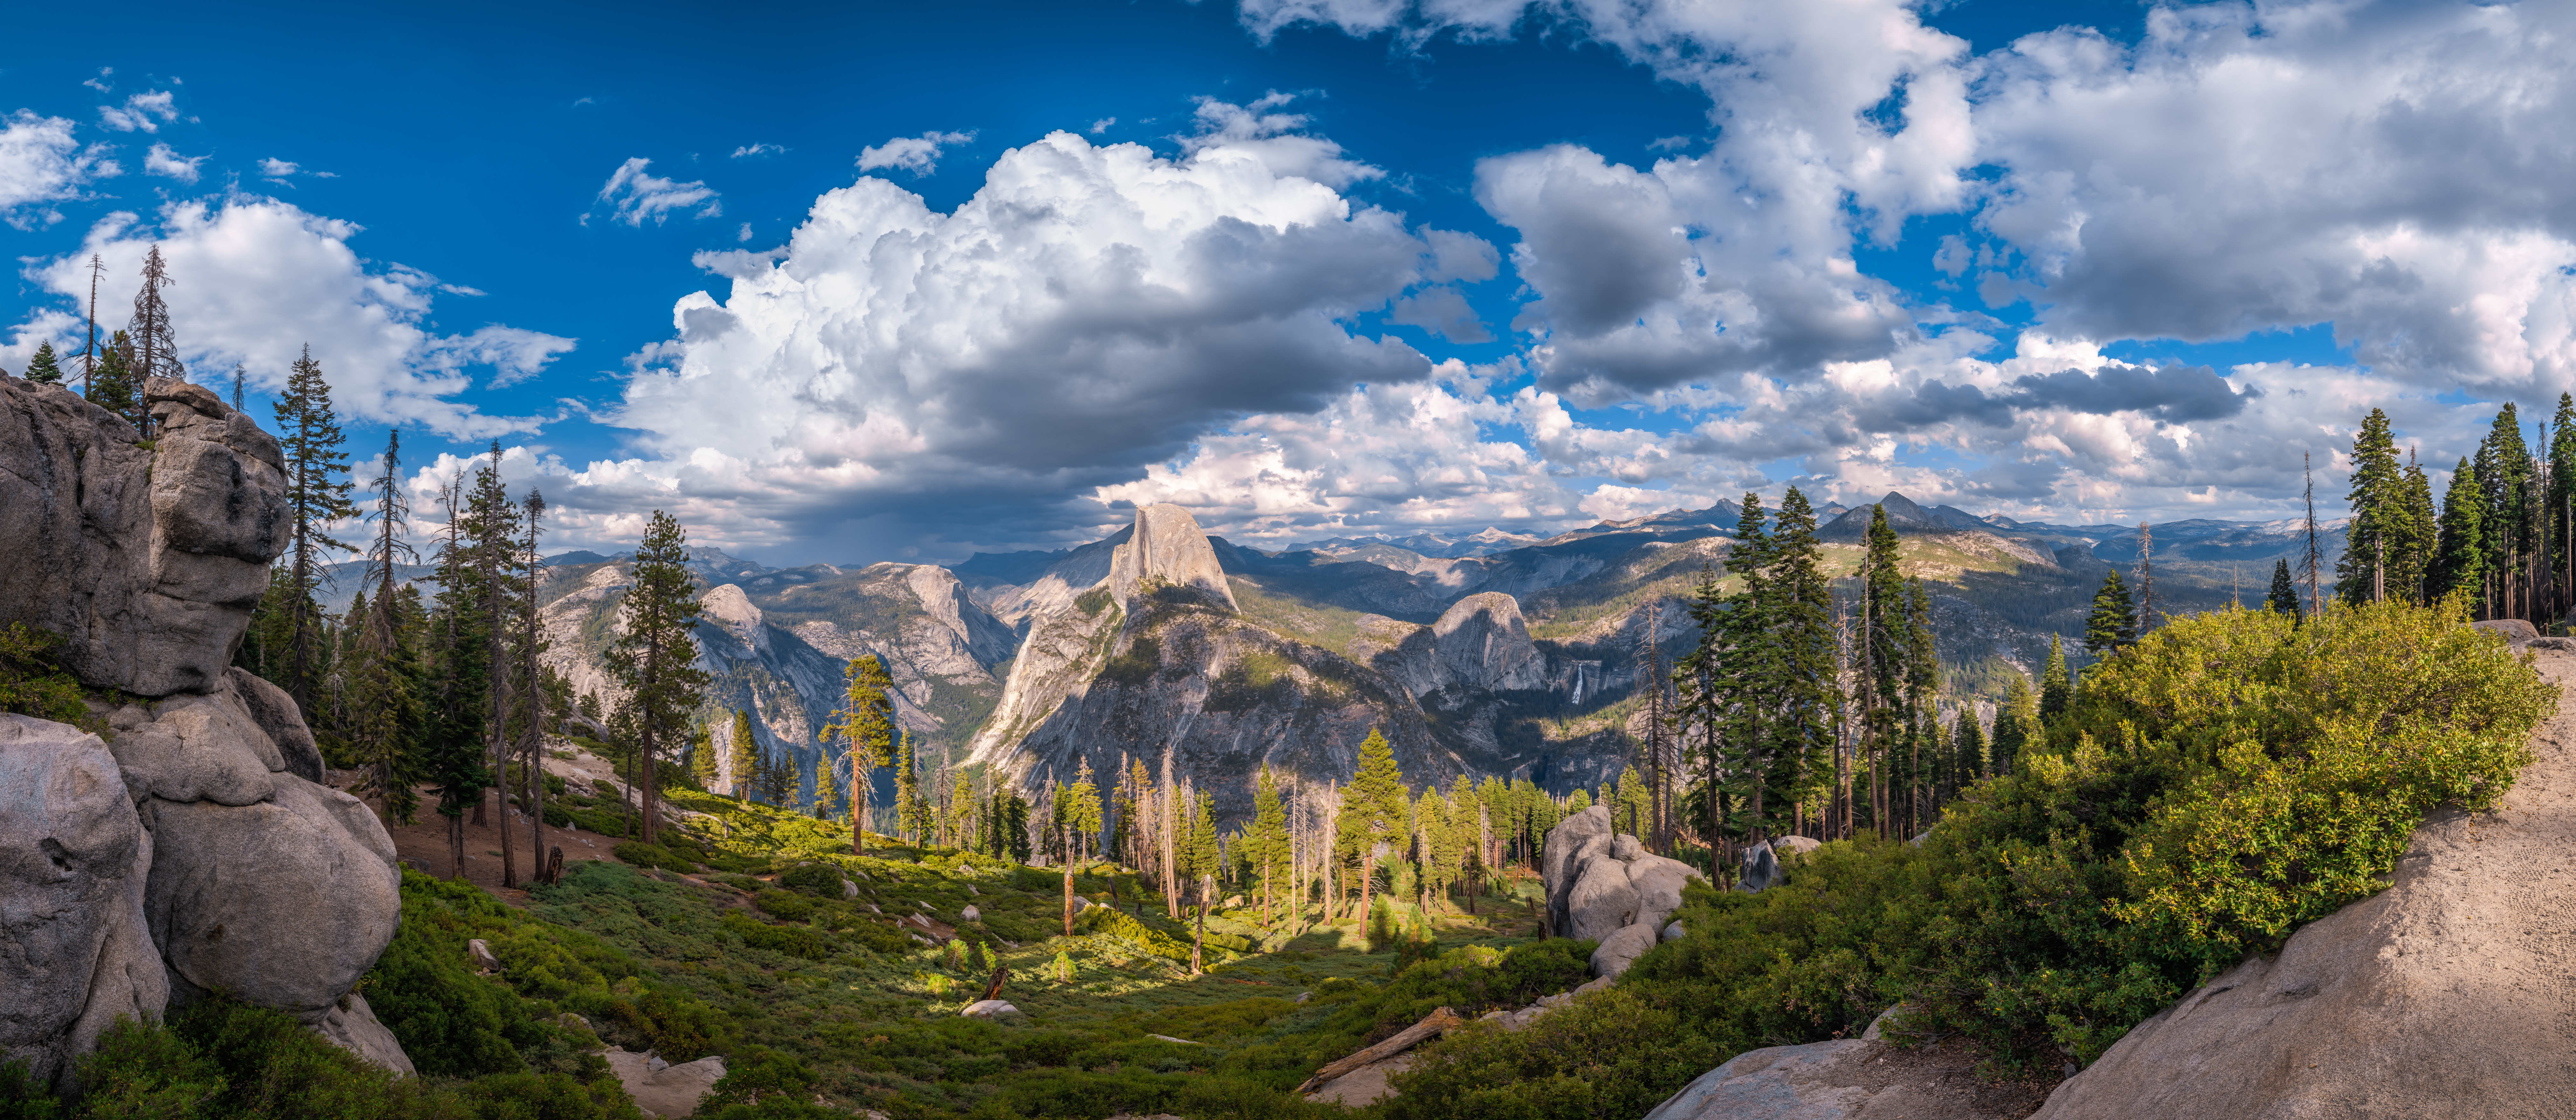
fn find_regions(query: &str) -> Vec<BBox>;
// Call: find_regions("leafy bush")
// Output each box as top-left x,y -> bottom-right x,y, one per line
720,912 -> 836,961
31,995 -> 641,1120
366,870 -> 553,1077
750,890 -> 814,922
776,863 -> 845,897
1400,598 -> 2558,1110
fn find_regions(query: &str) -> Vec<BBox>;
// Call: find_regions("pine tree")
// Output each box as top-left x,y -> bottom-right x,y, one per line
2084,569 -> 2137,657
1991,672 -> 2036,775
820,655 -> 896,855
1338,728 -> 1408,923
813,749 -> 834,818
2550,396 -> 2576,619
274,346 -> 357,714
1858,504 -> 1908,838
2336,408 -> 2403,603
728,710 -> 758,799
1716,492 -> 1777,844
1768,488 -> 1838,840
2266,558 -> 2305,622
2475,405 -> 2532,615
690,721 -> 720,787
87,331 -> 138,428
2039,634 -> 2073,720
22,342 -> 62,385
602,510 -> 709,845
128,245 -> 184,397
2430,458 -> 2486,602
1183,789 -> 1220,975
2393,452 -> 2437,604
1951,707 -> 1985,788
892,730 -> 921,842
348,429 -> 420,825
463,445 -> 522,877
230,363 -> 246,410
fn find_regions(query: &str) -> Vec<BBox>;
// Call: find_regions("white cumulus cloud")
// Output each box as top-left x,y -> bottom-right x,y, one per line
20,199 -> 573,439
544,113 -> 1466,556
0,111 -> 118,228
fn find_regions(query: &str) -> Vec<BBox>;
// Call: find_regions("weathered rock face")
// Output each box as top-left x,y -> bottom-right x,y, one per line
0,717 -> 169,1092
1108,504 -> 1238,612
1542,807 -> 1706,977
0,377 -> 408,1079
978,596 -> 1465,822
143,776 -> 401,1015
2030,646 -> 2576,1120
226,668 -> 324,784
0,378 -> 288,698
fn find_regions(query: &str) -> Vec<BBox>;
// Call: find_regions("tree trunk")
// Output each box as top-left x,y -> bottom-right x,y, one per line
448,815 -> 466,881
1191,873 -> 1209,976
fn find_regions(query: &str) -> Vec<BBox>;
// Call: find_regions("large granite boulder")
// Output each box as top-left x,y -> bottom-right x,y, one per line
143,776 -> 401,1016
0,377 -> 287,698
0,716 -> 169,1092
1541,807 -> 1707,978
1542,804 -> 1612,934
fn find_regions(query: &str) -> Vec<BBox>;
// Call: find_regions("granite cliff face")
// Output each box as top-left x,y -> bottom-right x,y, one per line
0,376 -> 408,1088
536,552 -> 1014,798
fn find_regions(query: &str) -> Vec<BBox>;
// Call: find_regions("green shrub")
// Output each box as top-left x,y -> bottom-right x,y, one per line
776,863 -> 845,897
1412,597 -> 2559,1110
366,871 -> 551,1077
0,623 -> 90,728
720,912 -> 835,960
749,890 -> 814,922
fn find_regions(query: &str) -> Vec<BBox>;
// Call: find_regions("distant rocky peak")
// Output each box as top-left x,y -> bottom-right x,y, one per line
697,583 -> 768,657
1107,504 -> 1237,612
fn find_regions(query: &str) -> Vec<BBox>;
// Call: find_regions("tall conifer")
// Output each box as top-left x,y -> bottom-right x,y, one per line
2266,558 -> 2304,622
604,511 -> 709,845
2336,408 -> 2403,603
820,655 -> 896,854
1337,728 -> 1407,923
274,346 -> 356,714
2430,458 -> 2487,602
2084,569 -> 2137,656
2038,634 -> 2073,720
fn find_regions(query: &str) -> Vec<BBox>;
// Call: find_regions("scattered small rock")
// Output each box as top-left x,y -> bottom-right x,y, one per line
1295,991 -> 1312,1004
961,904 -> 981,922
1147,1034 -> 1203,1045
467,938 -> 501,975
960,1000 -> 1019,1018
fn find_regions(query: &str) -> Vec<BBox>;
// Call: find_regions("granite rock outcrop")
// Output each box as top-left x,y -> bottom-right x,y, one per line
0,373 -> 408,1086
1541,805 -> 1705,977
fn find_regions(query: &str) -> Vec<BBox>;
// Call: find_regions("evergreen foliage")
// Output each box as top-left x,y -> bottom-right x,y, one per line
604,511 -> 709,845
21,341 -> 61,385
819,655 -> 895,853
2083,568 -> 2137,656
2429,457 -> 2486,601
2038,634 -> 2073,720
86,330 -> 138,425
272,345 -> 357,713
1337,728 -> 1408,920
2265,557 -> 2304,622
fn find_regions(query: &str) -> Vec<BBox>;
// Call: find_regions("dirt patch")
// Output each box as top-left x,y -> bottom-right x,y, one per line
343,782 -> 620,905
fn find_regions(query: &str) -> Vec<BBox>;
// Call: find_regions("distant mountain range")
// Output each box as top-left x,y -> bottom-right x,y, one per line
314,493 -> 2346,825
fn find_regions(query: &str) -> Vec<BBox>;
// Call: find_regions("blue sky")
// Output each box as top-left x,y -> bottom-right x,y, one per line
3,1 -> 2567,565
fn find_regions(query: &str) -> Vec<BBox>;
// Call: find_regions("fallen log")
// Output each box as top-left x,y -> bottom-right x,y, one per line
1293,1006 -> 1464,1094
